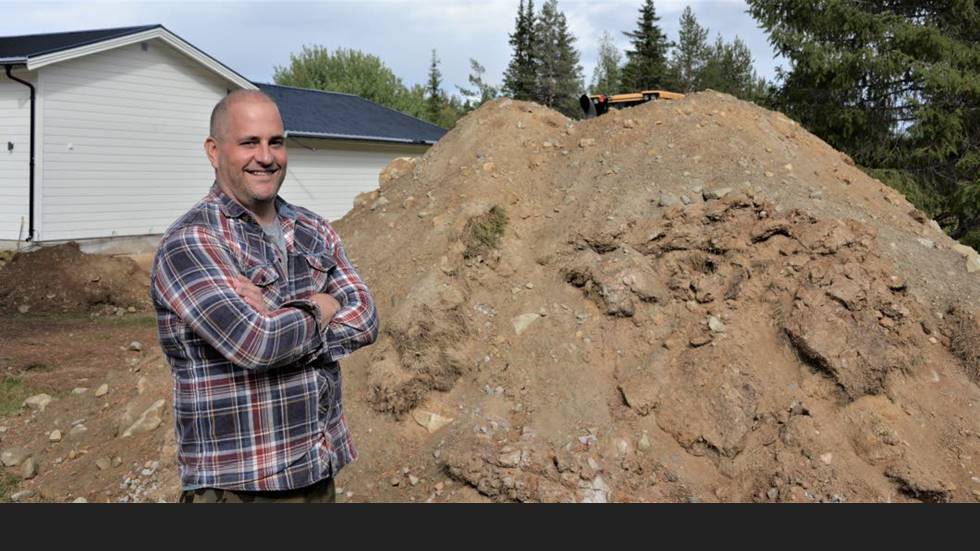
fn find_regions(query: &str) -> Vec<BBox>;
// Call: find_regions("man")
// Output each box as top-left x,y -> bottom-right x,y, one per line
150,89 -> 378,503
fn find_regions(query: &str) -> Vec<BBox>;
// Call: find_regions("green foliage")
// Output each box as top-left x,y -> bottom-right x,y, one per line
0,375 -> 29,418
667,6 -> 709,93
0,471 -> 20,503
503,0 -> 538,100
590,31 -> 623,96
747,0 -> 980,243
273,45 -> 423,116
426,49 -> 447,123
274,44 -> 468,129
621,0 -> 671,90
533,0 -> 585,118
463,206 -> 508,259
664,7 -> 769,102
457,58 -> 499,111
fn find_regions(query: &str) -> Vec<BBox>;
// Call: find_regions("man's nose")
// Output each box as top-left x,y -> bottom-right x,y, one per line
255,142 -> 274,165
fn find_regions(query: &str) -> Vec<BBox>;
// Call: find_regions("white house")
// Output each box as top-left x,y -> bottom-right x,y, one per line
0,25 -> 444,249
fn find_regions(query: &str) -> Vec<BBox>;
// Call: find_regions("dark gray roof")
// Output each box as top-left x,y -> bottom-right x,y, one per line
258,83 -> 446,145
0,25 -> 159,60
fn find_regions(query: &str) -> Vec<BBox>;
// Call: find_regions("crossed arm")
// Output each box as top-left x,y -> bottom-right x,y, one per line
152,224 -> 378,371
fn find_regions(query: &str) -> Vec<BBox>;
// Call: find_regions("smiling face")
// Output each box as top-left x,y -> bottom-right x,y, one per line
205,94 -> 287,223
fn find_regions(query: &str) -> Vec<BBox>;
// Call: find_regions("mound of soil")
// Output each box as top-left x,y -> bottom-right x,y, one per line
0,242 -> 150,315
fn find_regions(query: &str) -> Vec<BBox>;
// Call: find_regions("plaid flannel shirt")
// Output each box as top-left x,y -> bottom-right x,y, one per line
151,183 -> 378,491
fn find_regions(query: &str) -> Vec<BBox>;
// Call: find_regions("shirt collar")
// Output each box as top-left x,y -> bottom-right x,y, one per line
210,182 -> 298,223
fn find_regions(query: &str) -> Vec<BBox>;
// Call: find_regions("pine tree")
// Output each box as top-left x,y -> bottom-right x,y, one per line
503,0 -> 538,100
621,0 -> 671,90
748,0 -> 980,246
425,49 -> 445,123
533,0 -> 584,118
590,31 -> 623,96
457,59 -> 499,112
699,35 -> 765,100
666,6 -> 709,92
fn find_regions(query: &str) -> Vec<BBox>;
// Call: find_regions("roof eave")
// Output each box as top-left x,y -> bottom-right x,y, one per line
0,57 -> 27,65
285,130 -> 437,146
24,27 -> 255,90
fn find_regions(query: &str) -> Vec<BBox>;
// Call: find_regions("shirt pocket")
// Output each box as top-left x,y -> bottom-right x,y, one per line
242,262 -> 281,308
303,253 -> 336,294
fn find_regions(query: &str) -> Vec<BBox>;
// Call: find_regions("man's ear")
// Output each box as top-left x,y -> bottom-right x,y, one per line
204,137 -> 219,169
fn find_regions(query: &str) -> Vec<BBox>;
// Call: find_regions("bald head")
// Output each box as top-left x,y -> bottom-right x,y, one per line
209,89 -> 281,140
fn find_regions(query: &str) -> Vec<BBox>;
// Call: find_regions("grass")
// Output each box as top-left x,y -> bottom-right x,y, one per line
0,375 -> 30,418
0,471 -> 19,503
462,205 -> 508,259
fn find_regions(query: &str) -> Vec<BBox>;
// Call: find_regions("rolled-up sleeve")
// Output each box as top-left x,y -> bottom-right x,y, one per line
152,225 -> 324,371
320,222 -> 379,362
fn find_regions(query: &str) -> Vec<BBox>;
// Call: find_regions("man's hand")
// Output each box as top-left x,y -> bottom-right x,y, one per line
311,293 -> 341,324
232,275 -> 270,315
233,274 -> 339,323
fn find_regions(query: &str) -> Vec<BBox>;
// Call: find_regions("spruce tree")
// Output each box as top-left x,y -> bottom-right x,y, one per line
503,0 -> 538,100
425,49 -> 445,123
748,0 -> 980,245
667,6 -> 709,93
621,0 -> 671,90
590,31 -> 623,96
533,0 -> 584,118
699,35 -> 765,100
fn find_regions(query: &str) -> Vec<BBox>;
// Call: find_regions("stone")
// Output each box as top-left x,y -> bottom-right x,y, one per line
128,341 -> 142,352
411,410 -> 454,433
17,304 -> 30,314
1,447 -> 30,467
72,498 -> 88,504
95,384 -> 109,398
111,456 -> 123,468
370,196 -> 390,210
121,399 -> 166,437
23,393 -> 53,413
637,432 -> 651,452
49,430 -> 62,442
512,313 -> 541,335
578,138 -> 596,148
408,475 -> 420,486
127,306 -> 137,313
69,424 -> 88,439
952,243 -> 976,257
703,187 -> 732,200
96,457 -> 111,471
658,192 -> 680,207
708,315 -> 727,333
10,490 -> 35,502
809,190 -> 823,199
72,387 -> 88,395
379,157 -> 416,188
967,255 -> 980,274
689,334 -> 713,347
916,238 -> 935,249
21,457 -> 38,479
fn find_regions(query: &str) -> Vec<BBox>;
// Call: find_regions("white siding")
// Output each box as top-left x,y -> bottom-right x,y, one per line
38,40 -> 230,241
281,138 -> 426,221
0,71 -> 32,241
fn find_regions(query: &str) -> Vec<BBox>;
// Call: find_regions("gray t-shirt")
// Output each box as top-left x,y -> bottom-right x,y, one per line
260,217 -> 288,272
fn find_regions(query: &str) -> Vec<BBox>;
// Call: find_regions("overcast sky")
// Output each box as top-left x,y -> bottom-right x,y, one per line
1,0 -> 784,94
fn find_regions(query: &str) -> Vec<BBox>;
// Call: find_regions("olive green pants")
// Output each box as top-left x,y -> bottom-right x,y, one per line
179,477 -> 335,503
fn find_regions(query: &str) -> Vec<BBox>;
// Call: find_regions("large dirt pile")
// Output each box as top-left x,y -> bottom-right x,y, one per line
0,242 -> 151,315
333,92 -> 980,502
